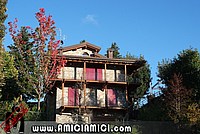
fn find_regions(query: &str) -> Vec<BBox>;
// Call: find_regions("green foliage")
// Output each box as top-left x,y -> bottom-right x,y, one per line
158,48 -> 200,102
8,8 -> 62,111
105,44 -> 151,99
186,103 -> 200,125
0,0 -> 7,44
125,52 -> 144,60
8,27 -> 38,101
126,54 -> 151,98
138,96 -> 169,121
0,97 -> 24,120
24,101 -> 46,120
3,52 -> 18,78
0,0 -> 8,91
134,64 -> 151,98
80,40 -> 86,43
131,126 -> 142,134
0,100 -> 46,121
24,109 -> 46,121
0,52 -> 19,101
0,101 -> 13,120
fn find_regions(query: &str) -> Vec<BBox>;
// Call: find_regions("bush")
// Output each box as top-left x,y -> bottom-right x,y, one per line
24,111 -> 46,121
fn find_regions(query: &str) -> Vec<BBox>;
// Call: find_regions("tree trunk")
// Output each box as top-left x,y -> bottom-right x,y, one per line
38,94 -> 41,111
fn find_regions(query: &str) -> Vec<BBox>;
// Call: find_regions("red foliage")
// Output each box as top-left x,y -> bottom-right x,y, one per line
8,8 -> 66,91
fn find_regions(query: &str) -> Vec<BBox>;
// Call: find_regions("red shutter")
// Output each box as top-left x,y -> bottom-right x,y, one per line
68,87 -> 79,106
97,69 -> 102,81
86,68 -> 95,80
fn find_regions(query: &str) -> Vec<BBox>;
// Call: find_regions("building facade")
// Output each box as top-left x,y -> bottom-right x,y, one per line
46,42 -> 145,122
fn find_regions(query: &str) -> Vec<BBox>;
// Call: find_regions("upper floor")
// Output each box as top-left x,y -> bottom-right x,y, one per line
55,41 -> 145,83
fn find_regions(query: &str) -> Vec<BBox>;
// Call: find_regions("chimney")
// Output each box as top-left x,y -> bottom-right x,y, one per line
107,48 -> 114,58
58,46 -> 63,55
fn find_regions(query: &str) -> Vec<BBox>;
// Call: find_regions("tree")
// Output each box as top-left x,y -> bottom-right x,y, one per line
126,53 -> 151,98
8,8 -> 65,111
125,52 -> 137,60
8,27 -> 37,101
0,0 -> 8,91
162,73 -> 192,123
106,42 -> 122,58
0,0 -> 7,41
0,51 -> 19,120
158,48 -> 200,103
1,52 -> 18,101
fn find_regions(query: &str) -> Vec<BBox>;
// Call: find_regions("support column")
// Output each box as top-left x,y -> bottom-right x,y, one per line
124,65 -> 128,102
105,84 -> 108,108
83,62 -> 86,80
62,79 -> 64,106
83,62 -> 86,110
61,64 -> 65,106
84,82 -> 86,110
124,65 -> 127,82
104,63 -> 107,81
125,85 -> 128,102
104,63 -> 108,108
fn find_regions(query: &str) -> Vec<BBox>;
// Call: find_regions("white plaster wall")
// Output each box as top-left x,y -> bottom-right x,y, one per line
63,48 -> 93,56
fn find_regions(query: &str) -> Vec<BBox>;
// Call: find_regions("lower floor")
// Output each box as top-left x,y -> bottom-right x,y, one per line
46,82 -> 135,122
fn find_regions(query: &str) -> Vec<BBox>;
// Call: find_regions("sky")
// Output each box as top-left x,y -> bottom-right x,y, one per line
4,0 -> 200,94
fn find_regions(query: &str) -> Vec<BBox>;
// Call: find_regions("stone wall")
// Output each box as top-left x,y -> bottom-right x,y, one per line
106,69 -> 115,81
56,113 -> 91,124
105,69 -> 125,82
56,114 -> 74,123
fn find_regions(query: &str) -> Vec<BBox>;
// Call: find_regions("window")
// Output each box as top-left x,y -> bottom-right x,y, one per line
83,52 -> 89,56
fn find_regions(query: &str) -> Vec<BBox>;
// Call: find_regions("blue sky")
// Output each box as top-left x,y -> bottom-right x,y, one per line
4,0 -> 200,93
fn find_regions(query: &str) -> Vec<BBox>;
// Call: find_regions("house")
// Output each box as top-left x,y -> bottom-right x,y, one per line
45,41 -> 145,123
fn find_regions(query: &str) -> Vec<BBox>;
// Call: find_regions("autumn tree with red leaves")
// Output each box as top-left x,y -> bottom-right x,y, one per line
8,8 -> 65,111
162,73 -> 192,123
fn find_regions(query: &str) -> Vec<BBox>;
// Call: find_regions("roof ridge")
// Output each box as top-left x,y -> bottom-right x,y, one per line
62,42 -> 101,52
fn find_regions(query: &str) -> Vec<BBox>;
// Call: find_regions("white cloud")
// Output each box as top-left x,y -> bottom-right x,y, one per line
82,14 -> 98,25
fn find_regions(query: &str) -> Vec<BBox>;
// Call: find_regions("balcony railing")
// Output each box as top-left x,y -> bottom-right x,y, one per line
57,67 -> 127,82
